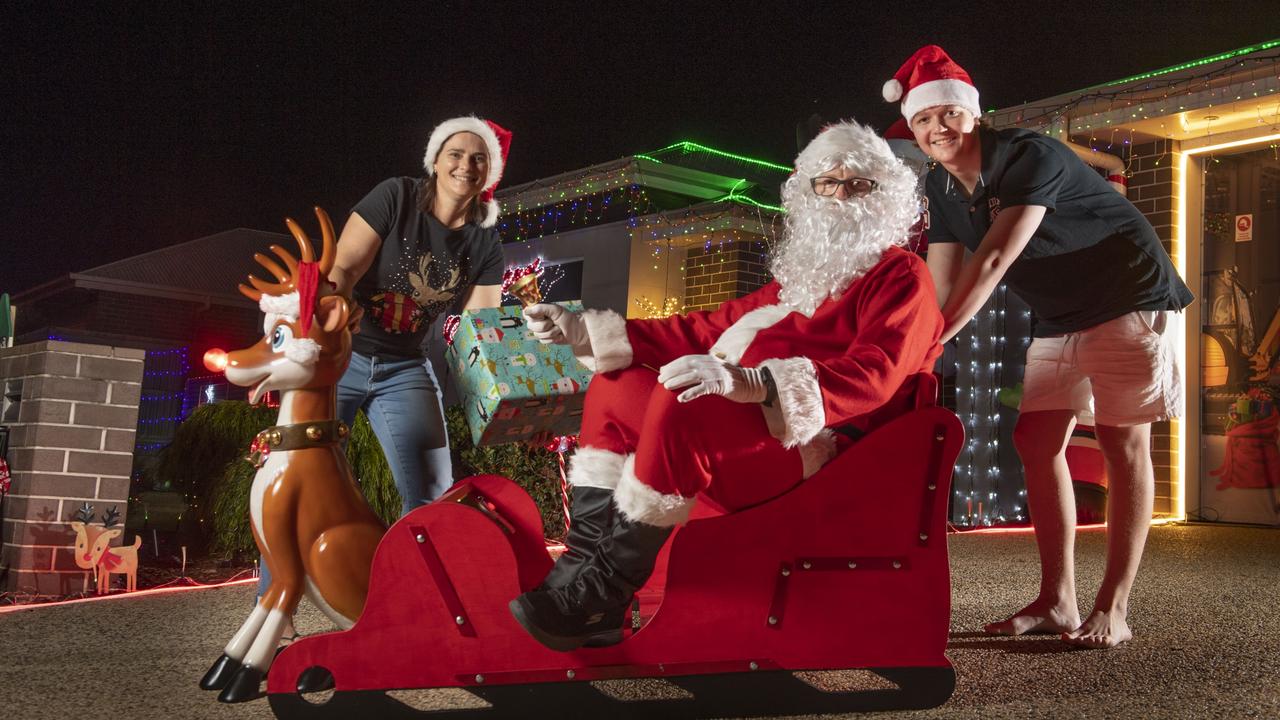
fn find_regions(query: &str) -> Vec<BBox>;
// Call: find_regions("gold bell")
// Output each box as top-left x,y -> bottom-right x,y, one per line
337,423 -> 349,439
268,430 -> 283,446
306,425 -> 323,441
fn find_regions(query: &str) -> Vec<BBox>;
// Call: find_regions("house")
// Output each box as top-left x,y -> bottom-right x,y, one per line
986,38 -> 1280,526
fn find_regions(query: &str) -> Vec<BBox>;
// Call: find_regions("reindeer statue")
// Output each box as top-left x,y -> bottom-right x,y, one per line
198,207 -> 387,704
69,504 -> 142,593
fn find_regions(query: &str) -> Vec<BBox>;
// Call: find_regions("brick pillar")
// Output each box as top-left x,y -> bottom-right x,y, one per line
0,341 -> 144,595
1128,140 -> 1182,518
683,237 -> 771,312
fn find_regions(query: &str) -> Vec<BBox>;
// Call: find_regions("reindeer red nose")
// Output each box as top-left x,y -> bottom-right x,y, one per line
203,348 -> 229,373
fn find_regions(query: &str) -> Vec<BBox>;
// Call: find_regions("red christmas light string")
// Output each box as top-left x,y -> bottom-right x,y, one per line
0,573 -> 258,615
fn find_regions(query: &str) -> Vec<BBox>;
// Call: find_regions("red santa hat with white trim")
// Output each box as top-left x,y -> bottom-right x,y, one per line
883,45 -> 981,122
423,116 -> 513,228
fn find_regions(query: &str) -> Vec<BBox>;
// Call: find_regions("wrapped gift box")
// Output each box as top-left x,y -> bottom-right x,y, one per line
448,302 -> 594,446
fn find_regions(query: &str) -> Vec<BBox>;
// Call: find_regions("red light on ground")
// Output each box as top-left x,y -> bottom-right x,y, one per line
203,348 -> 228,373
0,576 -> 258,615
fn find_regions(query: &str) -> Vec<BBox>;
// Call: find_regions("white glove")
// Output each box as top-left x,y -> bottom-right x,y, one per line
523,303 -> 592,357
658,354 -> 769,404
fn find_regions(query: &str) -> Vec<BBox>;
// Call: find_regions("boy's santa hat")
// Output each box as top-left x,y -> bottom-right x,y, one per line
883,45 -> 981,122
423,116 -> 513,228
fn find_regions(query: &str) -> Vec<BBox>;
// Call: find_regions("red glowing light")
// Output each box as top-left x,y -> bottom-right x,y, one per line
203,348 -> 228,372
0,577 -> 257,615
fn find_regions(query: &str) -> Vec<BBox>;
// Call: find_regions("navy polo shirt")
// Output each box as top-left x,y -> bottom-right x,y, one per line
924,126 -> 1193,337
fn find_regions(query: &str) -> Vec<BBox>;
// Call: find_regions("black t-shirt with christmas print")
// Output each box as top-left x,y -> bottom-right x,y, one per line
349,177 -> 505,359
924,126 -> 1193,337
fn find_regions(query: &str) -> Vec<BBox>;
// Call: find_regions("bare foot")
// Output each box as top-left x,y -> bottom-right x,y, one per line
1061,609 -> 1132,649
983,599 -> 1080,636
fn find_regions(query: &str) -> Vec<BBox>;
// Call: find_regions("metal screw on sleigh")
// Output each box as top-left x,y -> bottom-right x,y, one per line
197,208 -> 385,704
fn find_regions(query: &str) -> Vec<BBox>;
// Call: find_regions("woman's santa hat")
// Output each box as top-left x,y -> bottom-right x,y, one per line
423,116 -> 513,228
883,45 -> 981,122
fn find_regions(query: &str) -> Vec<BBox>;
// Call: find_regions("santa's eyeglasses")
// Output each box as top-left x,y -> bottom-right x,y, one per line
809,176 -> 877,197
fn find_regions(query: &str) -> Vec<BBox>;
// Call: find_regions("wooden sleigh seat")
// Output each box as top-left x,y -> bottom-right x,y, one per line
267,373 -> 963,719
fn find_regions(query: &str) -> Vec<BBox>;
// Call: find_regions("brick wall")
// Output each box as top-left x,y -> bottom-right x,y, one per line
0,340 -> 144,595
1127,139 -> 1183,517
683,237 -> 772,312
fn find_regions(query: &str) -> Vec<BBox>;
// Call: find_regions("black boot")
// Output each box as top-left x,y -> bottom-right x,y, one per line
540,486 -> 616,590
510,515 -> 673,652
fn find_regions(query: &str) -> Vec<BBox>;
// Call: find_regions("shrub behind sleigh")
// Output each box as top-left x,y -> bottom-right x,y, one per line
155,401 -> 567,558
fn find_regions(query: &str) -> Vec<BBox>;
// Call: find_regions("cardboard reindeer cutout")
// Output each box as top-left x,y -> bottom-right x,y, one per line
70,504 -> 141,593
199,208 -> 386,704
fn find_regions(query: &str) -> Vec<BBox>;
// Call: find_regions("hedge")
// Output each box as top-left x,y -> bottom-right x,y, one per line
153,401 -> 568,558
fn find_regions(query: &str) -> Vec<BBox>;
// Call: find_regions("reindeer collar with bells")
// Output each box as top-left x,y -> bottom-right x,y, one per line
247,420 -> 350,469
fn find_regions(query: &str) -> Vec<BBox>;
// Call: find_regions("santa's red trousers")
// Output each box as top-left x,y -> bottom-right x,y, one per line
579,367 -> 806,513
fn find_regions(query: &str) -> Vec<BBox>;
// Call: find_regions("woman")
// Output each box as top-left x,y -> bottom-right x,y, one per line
884,46 -> 1192,649
259,116 -> 511,608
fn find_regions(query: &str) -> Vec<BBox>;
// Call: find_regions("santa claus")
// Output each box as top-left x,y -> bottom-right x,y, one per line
510,119 -> 944,651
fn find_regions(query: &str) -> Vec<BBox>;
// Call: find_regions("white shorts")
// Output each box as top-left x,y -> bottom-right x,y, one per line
1020,311 -> 1183,427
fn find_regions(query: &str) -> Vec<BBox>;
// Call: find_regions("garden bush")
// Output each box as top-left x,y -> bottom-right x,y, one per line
156,400 -> 568,558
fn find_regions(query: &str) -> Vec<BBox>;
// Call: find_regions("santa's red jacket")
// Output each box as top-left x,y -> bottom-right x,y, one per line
576,246 -> 944,451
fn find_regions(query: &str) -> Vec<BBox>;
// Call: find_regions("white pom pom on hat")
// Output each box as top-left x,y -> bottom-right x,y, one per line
882,78 -> 903,103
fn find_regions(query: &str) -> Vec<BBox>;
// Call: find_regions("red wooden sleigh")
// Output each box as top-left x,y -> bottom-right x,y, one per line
267,375 -> 962,718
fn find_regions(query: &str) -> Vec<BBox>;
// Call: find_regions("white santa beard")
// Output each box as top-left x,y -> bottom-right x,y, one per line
771,191 -> 913,316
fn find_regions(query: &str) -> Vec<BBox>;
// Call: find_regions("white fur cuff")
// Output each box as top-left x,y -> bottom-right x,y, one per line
761,357 -> 826,448
614,455 -> 695,527
580,309 -> 633,373
797,430 -> 839,478
567,447 -> 626,490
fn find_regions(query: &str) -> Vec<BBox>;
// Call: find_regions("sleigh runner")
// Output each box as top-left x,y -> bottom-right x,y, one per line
267,377 -> 961,718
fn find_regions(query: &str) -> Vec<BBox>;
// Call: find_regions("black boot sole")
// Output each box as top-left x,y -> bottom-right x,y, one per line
508,597 -> 590,652
583,628 -> 623,647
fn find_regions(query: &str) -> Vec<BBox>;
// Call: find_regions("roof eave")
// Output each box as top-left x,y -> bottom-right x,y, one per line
67,273 -> 254,308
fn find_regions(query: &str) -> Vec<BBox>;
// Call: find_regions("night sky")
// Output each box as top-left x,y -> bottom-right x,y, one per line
2,1 -> 1273,294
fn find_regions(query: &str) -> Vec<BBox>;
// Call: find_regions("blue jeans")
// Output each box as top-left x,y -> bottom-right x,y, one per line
257,352 -> 453,596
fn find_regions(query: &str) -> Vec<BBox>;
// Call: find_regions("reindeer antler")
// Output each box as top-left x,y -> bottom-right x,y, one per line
314,206 -> 336,277
238,207 -> 337,302
101,506 -> 122,527
72,502 -> 96,524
